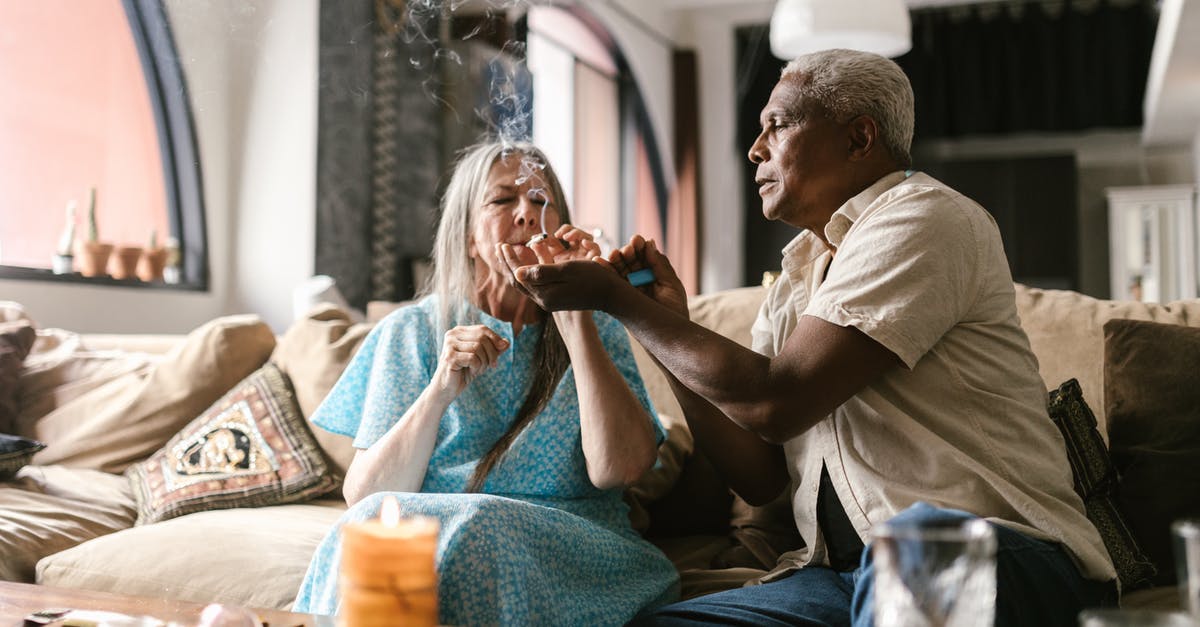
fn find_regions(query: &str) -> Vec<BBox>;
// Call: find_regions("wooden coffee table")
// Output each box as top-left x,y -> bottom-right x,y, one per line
0,581 -> 332,626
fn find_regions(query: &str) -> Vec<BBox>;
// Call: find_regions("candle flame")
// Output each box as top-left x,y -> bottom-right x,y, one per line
380,495 -> 400,527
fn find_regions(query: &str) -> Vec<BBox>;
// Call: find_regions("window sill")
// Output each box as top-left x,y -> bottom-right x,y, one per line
0,265 -> 206,291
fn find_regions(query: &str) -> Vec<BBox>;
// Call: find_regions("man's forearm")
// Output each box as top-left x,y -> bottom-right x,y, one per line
604,284 -> 794,441
663,371 -> 789,505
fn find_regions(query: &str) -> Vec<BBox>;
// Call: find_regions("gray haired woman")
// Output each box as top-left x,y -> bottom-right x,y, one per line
293,141 -> 679,626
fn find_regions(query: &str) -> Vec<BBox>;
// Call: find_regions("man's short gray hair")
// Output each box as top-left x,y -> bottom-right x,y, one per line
781,49 -> 914,168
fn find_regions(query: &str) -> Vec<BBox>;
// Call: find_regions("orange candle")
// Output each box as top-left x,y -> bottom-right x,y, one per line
339,496 -> 440,627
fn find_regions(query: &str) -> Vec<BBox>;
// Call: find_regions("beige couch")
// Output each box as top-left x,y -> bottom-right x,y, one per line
1,284 -> 1197,613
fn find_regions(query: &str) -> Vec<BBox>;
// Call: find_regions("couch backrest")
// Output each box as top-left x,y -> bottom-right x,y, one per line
635,284 -> 1200,444
1014,284 -> 1200,438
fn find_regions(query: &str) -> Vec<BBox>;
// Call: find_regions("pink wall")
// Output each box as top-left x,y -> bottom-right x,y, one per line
0,0 -> 168,268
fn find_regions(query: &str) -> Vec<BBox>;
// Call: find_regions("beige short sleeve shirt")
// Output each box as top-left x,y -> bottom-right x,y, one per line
753,171 -> 1116,583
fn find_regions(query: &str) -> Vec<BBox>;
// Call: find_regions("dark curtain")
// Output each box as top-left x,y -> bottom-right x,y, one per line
897,0 -> 1158,139
316,0 -> 443,309
736,0 -> 1157,286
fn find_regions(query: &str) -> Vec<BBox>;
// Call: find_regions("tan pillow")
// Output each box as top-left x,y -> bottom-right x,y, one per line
0,465 -> 136,582
1013,284 -> 1200,436
16,340 -> 160,433
0,301 -> 32,324
25,315 -> 276,473
37,501 -> 346,610
270,304 -> 374,476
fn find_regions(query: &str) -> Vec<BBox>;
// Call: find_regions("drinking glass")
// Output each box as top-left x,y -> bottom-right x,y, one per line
872,517 -> 997,627
1175,519 -> 1200,620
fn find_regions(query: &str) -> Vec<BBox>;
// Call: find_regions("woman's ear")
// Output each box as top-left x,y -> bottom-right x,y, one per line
467,234 -> 478,259
847,114 -> 878,161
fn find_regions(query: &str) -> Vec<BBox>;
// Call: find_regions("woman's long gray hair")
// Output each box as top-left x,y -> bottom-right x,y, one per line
421,140 -> 573,493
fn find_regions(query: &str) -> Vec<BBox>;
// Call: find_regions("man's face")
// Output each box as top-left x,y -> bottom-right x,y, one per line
748,74 -> 852,232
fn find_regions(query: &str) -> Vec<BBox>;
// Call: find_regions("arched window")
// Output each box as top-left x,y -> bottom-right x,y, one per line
0,0 -> 206,288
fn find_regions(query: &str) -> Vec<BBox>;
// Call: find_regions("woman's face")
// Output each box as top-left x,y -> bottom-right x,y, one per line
470,153 -> 563,274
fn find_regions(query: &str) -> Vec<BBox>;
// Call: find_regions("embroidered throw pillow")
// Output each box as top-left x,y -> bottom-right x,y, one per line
125,363 -> 337,524
0,433 -> 46,480
1047,378 -> 1156,590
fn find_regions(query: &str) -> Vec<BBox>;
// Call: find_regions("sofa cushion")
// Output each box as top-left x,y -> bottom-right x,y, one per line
1046,378 -> 1156,591
270,304 -> 373,477
126,363 -> 338,525
37,501 -> 346,610
1014,285 -> 1200,437
22,315 -> 276,473
1104,318 -> 1200,586
15,324 -> 162,431
0,321 -> 36,433
0,433 -> 46,481
0,465 -> 136,582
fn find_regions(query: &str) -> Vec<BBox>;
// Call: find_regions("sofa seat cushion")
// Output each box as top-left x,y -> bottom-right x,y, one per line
0,465 -> 136,582
36,500 -> 346,610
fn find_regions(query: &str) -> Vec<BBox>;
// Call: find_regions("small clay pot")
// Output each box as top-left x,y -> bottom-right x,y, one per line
110,245 -> 143,280
76,241 -> 114,278
137,247 -> 169,282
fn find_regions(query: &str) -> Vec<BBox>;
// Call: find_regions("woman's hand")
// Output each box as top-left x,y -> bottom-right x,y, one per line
432,325 -> 510,401
527,224 -> 602,264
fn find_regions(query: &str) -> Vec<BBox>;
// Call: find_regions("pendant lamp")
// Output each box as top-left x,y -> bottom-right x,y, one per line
769,0 -> 913,59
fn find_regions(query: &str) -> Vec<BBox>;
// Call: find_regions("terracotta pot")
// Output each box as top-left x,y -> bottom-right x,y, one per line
110,245 -> 143,280
137,247 -> 169,282
75,241 -> 114,278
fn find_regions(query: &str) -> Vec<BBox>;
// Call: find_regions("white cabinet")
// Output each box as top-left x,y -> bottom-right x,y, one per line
1107,185 -> 1198,302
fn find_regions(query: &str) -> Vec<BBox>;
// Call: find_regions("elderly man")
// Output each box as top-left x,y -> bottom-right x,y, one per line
500,49 -> 1116,626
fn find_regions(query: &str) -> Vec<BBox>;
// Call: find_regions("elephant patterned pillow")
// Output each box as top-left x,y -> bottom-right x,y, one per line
125,362 -> 337,524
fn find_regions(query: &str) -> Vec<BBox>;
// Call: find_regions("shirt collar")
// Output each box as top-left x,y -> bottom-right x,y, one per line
824,170 -> 908,248
780,170 -> 908,272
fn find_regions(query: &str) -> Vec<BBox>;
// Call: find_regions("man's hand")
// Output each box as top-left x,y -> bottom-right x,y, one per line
497,243 -> 626,312
600,235 -> 689,318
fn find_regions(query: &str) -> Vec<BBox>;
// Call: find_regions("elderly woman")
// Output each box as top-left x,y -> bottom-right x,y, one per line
292,141 -> 678,626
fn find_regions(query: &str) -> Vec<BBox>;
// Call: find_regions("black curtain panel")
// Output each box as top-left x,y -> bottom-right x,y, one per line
896,0 -> 1157,139
736,0 -> 1156,286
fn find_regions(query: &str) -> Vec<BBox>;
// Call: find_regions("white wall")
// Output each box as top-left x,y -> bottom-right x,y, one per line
1,1 -> 317,334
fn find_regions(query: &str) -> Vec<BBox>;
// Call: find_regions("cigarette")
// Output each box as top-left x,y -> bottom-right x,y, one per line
527,233 -> 570,248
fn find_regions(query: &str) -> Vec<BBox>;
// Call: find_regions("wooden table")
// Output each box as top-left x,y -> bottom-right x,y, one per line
0,581 -> 332,626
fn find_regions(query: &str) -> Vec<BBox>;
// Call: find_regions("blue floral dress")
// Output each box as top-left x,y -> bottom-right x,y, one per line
292,296 -> 679,626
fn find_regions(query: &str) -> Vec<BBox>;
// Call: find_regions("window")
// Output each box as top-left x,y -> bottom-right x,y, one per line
0,0 -> 206,288
527,6 -> 666,254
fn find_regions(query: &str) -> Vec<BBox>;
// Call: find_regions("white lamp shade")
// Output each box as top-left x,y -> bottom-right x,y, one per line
770,0 -> 912,60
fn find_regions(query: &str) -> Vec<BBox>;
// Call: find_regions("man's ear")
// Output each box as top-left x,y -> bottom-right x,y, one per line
846,114 -> 879,161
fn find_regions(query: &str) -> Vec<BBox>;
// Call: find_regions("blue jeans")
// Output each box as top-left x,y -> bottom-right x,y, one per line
631,502 -> 1116,627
